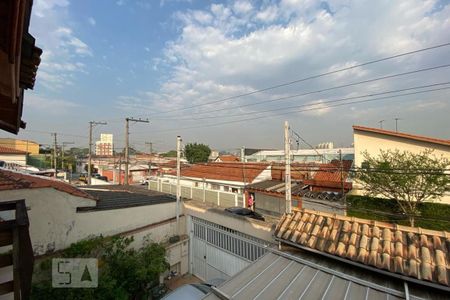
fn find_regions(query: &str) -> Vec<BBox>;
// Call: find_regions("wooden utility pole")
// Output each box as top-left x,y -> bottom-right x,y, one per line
284,121 -> 291,213
124,117 -> 149,185
145,142 -> 153,154
176,136 -> 182,234
88,121 -> 107,185
61,142 -> 74,170
52,133 -> 57,177
339,149 -> 345,202
395,118 -> 401,132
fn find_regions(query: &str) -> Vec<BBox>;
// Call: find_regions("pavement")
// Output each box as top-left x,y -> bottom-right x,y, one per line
165,274 -> 202,291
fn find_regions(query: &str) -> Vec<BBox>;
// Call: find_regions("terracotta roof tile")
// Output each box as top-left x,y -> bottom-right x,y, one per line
216,155 -> 240,162
0,146 -> 28,154
275,209 -> 450,288
182,162 -> 269,183
353,125 -> 450,147
0,169 -> 95,200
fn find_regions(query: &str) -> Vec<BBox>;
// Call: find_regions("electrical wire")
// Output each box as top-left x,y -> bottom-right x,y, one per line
131,86 -> 450,134
150,64 -> 450,119
143,42 -> 450,116
154,81 -> 450,121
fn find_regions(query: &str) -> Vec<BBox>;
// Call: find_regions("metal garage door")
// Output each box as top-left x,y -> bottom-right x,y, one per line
190,217 -> 269,282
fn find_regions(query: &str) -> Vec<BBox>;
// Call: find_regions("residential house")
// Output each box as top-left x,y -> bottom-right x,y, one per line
246,161 -> 352,216
245,147 -> 354,163
0,145 -> 28,165
0,170 -> 184,261
0,138 -> 39,155
353,125 -> 450,204
162,162 -> 272,194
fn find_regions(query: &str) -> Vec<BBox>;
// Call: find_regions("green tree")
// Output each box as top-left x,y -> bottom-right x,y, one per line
184,143 -> 211,164
161,150 -> 177,157
32,235 -> 168,299
355,149 -> 450,227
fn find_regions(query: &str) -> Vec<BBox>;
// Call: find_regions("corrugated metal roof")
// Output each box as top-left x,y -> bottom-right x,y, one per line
204,251 -> 427,300
78,186 -> 175,211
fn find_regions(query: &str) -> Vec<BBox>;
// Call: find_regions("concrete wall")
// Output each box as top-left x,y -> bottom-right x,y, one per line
184,202 -> 274,243
0,188 -> 182,255
255,193 -> 285,216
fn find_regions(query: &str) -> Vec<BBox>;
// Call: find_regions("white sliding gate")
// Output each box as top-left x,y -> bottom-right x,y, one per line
190,216 -> 270,281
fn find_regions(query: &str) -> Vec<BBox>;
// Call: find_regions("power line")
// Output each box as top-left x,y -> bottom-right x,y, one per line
143,42 -> 450,116
132,86 -> 450,134
153,63 -> 450,119
149,81 -> 450,121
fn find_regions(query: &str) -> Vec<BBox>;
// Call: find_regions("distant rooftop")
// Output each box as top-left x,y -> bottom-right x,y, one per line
0,169 -> 95,200
78,185 -> 175,211
353,125 -> 450,147
0,146 -> 28,154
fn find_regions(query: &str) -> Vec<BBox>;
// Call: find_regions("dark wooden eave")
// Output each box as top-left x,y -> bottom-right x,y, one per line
0,0 -> 41,134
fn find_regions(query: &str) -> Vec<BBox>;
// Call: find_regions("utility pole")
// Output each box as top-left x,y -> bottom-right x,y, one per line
61,142 -> 74,170
176,136 -> 182,235
394,118 -> 401,132
124,117 -> 149,185
145,142 -> 153,179
284,121 -> 291,214
339,149 -> 345,202
52,133 -> 57,178
145,142 -> 153,155
88,121 -> 107,185
378,120 -> 385,129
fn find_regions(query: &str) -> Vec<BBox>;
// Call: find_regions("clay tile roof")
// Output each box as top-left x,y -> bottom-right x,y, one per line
0,146 -> 28,154
217,155 -> 240,162
353,125 -> 450,147
181,162 -> 268,183
0,169 -> 95,200
274,209 -> 450,288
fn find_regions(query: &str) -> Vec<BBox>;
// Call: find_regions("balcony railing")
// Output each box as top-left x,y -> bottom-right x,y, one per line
0,200 -> 33,300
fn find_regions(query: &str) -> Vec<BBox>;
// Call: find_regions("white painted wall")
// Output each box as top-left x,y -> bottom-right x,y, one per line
354,131 -> 450,167
0,188 -> 181,255
0,153 -> 26,165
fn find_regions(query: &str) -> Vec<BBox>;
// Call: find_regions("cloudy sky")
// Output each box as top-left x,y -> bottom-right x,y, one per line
2,0 -> 450,152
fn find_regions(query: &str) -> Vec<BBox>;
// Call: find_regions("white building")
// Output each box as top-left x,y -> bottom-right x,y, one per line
95,133 -> 113,156
245,147 -> 354,163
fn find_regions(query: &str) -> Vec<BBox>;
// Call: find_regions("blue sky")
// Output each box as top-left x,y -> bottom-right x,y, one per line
3,0 -> 450,152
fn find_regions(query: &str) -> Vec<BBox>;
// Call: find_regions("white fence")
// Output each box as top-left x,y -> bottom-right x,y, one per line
149,180 -> 244,208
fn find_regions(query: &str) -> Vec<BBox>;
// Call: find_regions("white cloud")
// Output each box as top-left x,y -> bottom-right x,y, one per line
300,100 -> 332,116
33,0 -> 69,18
30,2 -> 93,89
88,17 -> 96,26
26,94 -> 80,115
233,1 -> 253,15
118,0 -> 450,147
